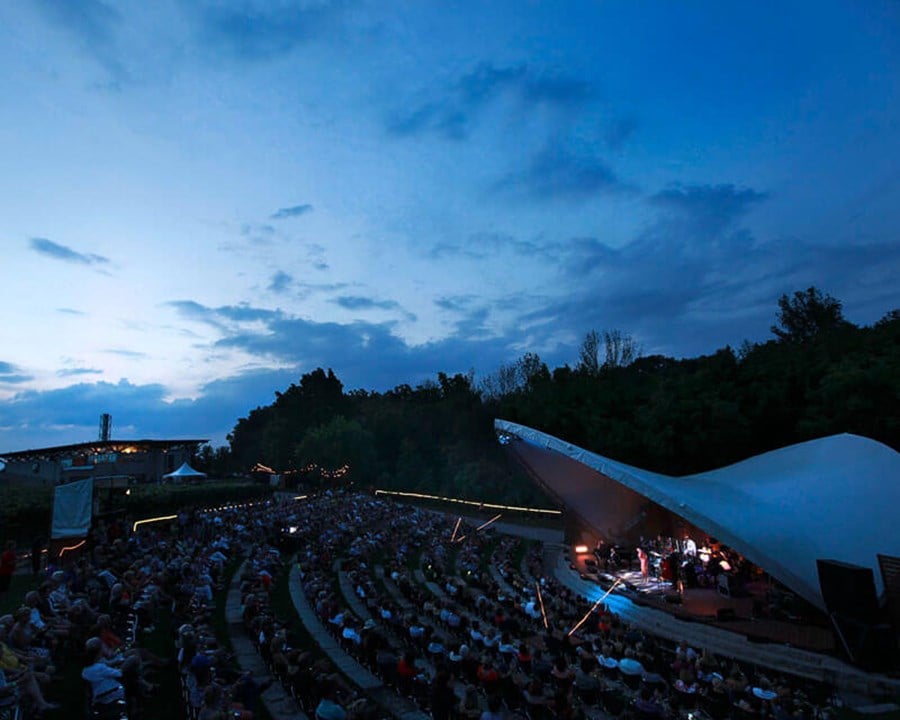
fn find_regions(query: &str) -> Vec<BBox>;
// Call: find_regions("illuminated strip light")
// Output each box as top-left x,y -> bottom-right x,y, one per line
536,581 -> 549,629
59,539 -> 86,557
132,514 -> 178,533
566,579 -> 622,637
455,513 -> 503,543
374,489 -> 561,515
476,513 -> 502,532
450,516 -> 462,543
132,497 -> 272,533
293,495 -> 308,501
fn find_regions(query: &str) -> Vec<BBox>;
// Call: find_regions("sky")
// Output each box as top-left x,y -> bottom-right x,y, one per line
1,0 -> 898,451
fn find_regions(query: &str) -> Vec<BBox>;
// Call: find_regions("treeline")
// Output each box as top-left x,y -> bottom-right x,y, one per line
221,368 -> 545,504
208,288 -> 899,496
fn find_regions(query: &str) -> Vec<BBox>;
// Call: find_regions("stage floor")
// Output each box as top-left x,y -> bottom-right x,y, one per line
576,561 -> 836,653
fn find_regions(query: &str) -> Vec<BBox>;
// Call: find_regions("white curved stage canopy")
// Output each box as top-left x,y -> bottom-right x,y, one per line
496,419 -> 900,610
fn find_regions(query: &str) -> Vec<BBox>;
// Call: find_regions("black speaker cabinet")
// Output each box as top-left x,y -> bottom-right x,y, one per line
830,613 -> 897,672
816,559 -> 879,623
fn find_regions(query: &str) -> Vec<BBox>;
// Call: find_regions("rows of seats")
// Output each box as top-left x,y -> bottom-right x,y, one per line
8,489 -> 840,720
263,490 -> 840,720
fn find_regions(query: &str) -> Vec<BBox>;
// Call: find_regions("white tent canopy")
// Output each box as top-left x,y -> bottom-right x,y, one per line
163,462 -> 206,479
496,419 -> 900,610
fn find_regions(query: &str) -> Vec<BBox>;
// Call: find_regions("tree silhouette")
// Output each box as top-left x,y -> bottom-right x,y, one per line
771,287 -> 846,343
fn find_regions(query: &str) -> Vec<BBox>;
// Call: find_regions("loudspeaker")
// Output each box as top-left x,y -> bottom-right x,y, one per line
816,559 -> 879,623
831,613 -> 897,672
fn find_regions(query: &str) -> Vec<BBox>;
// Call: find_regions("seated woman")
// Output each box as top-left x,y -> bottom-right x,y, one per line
0,643 -> 59,714
7,607 -> 56,661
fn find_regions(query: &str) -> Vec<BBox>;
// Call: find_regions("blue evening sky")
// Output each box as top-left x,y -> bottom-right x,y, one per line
1,1 -> 898,449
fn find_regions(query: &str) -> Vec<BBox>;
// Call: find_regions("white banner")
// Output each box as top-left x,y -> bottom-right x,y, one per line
51,478 -> 93,539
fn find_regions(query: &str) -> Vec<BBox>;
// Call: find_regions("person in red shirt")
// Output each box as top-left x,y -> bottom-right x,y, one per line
0,541 -> 16,599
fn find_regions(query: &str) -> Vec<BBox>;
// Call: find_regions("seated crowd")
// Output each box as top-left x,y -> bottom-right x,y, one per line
241,490 -> 838,720
2,489 -> 838,720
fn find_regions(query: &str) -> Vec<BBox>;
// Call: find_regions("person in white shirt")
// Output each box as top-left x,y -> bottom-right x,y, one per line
82,638 -> 126,705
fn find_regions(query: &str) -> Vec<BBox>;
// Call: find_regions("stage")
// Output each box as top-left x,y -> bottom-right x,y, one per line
573,557 -> 836,653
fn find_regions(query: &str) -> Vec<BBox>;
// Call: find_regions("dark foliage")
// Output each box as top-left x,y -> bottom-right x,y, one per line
223,290 -> 899,500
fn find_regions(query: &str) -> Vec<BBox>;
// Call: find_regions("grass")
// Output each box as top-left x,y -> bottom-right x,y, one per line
0,573 -> 41,615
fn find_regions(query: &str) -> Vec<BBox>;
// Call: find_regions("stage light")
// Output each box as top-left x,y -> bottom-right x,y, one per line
574,545 -> 589,554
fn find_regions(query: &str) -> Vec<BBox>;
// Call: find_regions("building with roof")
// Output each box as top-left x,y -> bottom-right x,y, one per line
0,437 -> 207,486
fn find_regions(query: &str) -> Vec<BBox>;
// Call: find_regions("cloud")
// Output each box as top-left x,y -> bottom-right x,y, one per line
0,370 -> 299,450
34,0 -> 126,84
387,62 -> 592,140
494,142 -> 625,201
268,271 -> 294,294
167,300 -> 281,330
215,314 -> 513,391
513,180 -> 900,357
238,223 -> 276,246
270,204 -> 313,220
333,296 -> 400,311
57,308 -> 87,316
0,361 -> 33,385
332,295 -> 416,321
433,295 -> 477,313
29,238 -> 110,266
651,184 -> 768,235
194,1 -> 348,61
56,367 -> 103,377
428,233 -> 558,262
103,349 -> 146,358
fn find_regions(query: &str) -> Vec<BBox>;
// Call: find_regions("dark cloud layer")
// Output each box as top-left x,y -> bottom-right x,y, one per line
494,143 -> 625,201
29,238 -> 110,266
194,1 -> 348,61
388,62 -> 592,141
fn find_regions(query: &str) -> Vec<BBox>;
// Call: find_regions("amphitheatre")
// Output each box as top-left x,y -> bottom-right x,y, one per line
1,416 -> 899,720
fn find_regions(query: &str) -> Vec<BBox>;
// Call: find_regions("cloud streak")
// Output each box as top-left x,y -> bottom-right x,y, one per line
34,0 -> 127,85
270,204 -> 313,220
0,361 -> 33,385
56,367 -> 103,377
29,238 -> 110,266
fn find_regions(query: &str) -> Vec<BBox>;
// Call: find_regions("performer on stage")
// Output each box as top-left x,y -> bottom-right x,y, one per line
637,547 -> 649,582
